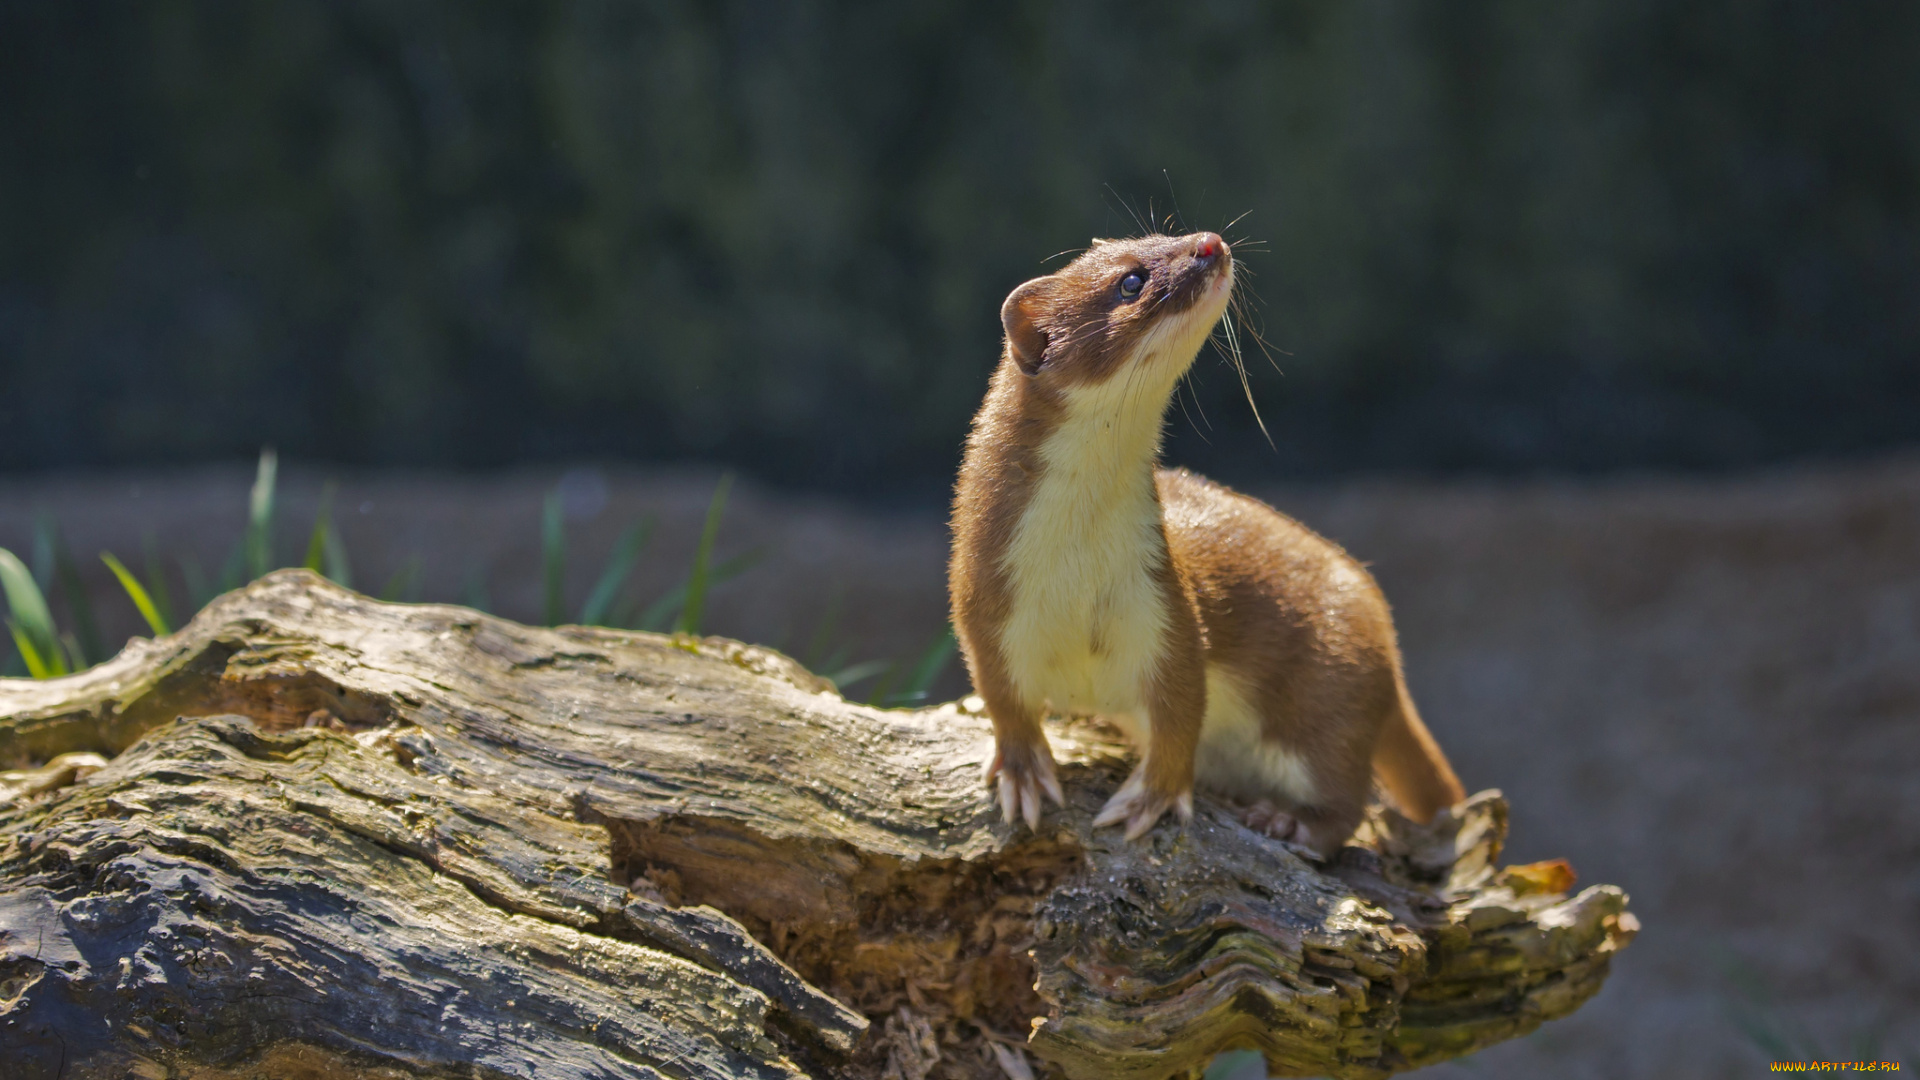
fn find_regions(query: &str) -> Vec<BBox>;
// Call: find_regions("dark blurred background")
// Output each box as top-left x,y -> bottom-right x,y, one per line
4,4 -> 1918,1077
3,0 -> 1916,494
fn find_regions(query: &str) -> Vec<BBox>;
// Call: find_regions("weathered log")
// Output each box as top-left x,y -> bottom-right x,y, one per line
0,571 -> 1635,1079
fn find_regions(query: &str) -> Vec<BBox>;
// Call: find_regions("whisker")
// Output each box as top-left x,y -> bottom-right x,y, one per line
1174,378 -> 1212,443
1229,279 -> 1289,373
1106,183 -> 1150,237
1219,307 -> 1275,449
1186,371 -> 1212,430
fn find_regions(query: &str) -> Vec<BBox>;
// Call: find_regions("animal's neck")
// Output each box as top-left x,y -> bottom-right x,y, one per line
1038,366 -> 1181,503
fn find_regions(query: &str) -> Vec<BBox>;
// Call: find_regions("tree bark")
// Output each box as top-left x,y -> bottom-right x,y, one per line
0,571 -> 1635,1080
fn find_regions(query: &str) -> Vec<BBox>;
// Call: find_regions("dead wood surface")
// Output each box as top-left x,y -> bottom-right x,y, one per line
0,571 -> 1635,1080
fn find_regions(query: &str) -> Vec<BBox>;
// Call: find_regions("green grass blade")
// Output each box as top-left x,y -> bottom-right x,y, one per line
633,585 -> 686,633
886,626 -> 957,707
302,481 -> 354,587
102,552 -> 172,637
303,523 -> 325,573
461,563 -> 492,614
217,540 -> 246,594
636,546 -> 763,633
142,535 -> 176,631
58,632 -> 84,674
817,644 -> 851,676
801,587 -> 844,670
675,473 -> 735,636
41,516 -> 101,666
57,560 -> 101,665
578,519 -> 654,627
179,555 -> 213,611
542,489 -> 565,626
608,588 -> 644,630
247,447 -> 278,580
304,481 -> 336,574
379,556 -> 423,603
8,619 -> 53,679
709,547 -> 763,586
322,524 -> 353,589
0,547 -> 63,677
864,664 -> 901,708
826,658 -> 891,692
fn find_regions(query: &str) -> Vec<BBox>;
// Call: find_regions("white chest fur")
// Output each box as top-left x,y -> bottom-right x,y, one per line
991,364 -> 1322,810
999,374 -> 1177,717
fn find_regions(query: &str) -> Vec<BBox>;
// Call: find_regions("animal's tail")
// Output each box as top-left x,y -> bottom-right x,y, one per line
1372,676 -> 1465,822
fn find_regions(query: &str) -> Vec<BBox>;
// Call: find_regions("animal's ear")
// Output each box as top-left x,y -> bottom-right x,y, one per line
1001,277 -> 1058,376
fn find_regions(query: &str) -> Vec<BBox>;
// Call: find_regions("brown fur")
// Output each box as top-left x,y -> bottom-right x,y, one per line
948,361 -> 1060,791
950,231 -> 1463,854
1159,468 -> 1462,847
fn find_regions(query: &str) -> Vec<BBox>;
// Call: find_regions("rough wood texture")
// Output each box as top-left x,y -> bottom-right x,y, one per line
0,571 -> 1635,1080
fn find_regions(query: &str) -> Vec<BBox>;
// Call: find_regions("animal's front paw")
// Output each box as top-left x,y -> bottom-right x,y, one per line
1091,765 -> 1193,841
985,739 -> 1064,832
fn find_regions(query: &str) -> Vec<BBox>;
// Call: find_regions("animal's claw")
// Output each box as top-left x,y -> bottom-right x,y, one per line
1040,769 -> 1065,807
1240,800 -> 1303,842
1092,766 -> 1192,840
986,741 -> 1062,832
1238,799 -> 1341,858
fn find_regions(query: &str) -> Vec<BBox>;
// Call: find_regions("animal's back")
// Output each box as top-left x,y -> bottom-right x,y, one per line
1158,468 -> 1406,841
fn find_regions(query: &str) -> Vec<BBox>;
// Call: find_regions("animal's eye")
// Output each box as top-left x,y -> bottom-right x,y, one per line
1119,271 -> 1146,299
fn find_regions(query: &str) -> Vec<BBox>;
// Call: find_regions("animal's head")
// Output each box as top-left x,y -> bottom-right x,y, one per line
999,231 -> 1235,385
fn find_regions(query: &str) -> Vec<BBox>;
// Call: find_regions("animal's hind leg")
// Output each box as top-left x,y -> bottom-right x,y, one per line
1238,799 -> 1364,860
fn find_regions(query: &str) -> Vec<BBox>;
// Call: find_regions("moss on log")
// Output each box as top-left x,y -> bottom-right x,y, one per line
0,571 -> 1635,1079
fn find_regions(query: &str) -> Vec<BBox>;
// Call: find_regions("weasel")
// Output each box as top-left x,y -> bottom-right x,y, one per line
948,230 -> 1464,856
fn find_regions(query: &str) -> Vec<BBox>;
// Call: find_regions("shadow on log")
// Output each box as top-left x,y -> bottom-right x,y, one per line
0,571 -> 1635,1079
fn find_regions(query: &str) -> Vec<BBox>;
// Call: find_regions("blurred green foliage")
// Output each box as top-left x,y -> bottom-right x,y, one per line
2,449 -> 953,701
1,1 -> 1916,489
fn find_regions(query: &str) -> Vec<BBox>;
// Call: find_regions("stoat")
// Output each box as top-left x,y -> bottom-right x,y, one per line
948,230 -> 1464,856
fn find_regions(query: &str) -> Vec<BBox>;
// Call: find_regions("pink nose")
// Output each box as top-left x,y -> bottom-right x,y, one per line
1194,232 -> 1225,259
